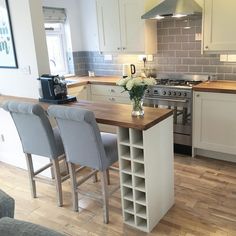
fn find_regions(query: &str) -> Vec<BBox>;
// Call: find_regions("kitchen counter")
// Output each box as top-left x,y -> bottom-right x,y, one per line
0,95 -> 172,131
66,76 -> 120,88
193,80 -> 236,94
0,94 -> 174,233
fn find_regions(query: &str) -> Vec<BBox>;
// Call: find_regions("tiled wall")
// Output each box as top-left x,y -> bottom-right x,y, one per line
156,16 -> 236,80
72,51 -> 156,77
72,15 -> 236,80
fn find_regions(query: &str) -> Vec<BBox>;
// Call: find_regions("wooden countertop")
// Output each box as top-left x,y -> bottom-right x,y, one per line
66,76 -> 120,88
0,95 -> 173,131
193,80 -> 236,94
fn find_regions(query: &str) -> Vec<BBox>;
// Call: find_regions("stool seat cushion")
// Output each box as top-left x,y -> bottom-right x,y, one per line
0,217 -> 64,236
0,190 -> 15,219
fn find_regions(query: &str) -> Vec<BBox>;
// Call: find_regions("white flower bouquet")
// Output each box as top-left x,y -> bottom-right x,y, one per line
116,76 -> 156,116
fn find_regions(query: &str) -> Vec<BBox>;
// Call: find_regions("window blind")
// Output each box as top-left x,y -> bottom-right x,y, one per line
43,7 -> 67,23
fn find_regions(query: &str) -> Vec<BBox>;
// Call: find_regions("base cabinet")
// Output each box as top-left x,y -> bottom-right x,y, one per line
193,91 -> 236,155
67,85 -> 88,100
91,84 -> 130,133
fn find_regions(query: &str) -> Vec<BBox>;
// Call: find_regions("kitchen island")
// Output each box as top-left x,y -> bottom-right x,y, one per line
0,95 -> 174,233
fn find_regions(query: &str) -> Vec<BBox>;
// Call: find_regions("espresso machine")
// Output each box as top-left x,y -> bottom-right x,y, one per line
38,74 -> 77,104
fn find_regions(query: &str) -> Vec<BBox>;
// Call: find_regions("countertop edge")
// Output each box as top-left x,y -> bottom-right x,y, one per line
193,87 -> 236,94
193,80 -> 236,94
0,95 -> 173,131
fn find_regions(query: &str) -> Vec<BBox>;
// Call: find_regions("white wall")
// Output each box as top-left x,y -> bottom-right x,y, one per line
0,0 -> 51,175
0,0 -> 49,98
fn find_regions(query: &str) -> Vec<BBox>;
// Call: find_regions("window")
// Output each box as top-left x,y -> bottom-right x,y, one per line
43,7 -> 70,75
45,23 -> 68,75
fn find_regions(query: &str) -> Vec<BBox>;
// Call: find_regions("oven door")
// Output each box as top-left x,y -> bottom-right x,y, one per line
144,96 -> 192,146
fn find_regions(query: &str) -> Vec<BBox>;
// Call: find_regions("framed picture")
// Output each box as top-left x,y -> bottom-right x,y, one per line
0,0 -> 18,68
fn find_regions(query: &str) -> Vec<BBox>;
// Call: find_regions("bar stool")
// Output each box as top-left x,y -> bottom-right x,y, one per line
48,105 -> 119,223
2,101 -> 68,207
0,190 -> 15,219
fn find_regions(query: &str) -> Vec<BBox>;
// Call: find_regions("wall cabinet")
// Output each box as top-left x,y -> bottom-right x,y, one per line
193,91 -> 236,156
203,0 -> 236,52
96,0 -> 157,54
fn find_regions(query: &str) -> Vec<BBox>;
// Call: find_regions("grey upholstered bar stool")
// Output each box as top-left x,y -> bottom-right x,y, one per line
0,190 -> 15,219
48,105 -> 119,223
2,101 -> 68,207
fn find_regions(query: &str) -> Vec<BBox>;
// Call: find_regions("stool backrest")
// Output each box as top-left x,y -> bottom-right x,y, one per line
2,101 -> 59,159
48,105 -> 107,170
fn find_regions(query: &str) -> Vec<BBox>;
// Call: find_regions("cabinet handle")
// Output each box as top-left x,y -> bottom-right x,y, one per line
205,46 -> 209,50
117,47 -> 121,50
122,47 -> 126,50
109,97 -> 115,102
196,94 -> 200,97
110,89 -> 115,93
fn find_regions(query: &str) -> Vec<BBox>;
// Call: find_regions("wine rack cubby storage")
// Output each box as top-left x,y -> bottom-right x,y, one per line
117,117 -> 174,232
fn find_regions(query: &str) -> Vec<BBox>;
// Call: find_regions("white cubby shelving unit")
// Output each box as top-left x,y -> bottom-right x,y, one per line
118,116 -> 174,233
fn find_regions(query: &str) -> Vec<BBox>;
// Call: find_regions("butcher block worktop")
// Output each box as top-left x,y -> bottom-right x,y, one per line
193,80 -> 236,94
66,76 -> 120,87
0,95 -> 173,130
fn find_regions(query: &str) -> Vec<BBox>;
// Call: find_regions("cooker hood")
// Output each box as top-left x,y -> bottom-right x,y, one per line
141,0 -> 202,19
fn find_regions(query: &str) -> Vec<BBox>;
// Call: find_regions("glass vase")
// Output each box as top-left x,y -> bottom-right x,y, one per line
131,97 -> 144,117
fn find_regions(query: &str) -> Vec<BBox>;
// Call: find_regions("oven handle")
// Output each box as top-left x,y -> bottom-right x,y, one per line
144,97 -> 189,103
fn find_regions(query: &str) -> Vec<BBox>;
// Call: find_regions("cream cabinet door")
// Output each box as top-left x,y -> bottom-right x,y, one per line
96,0 -> 122,52
67,85 -> 88,100
203,0 -> 236,52
120,0 -> 156,54
193,91 -> 236,155
90,84 -> 130,104
96,0 -> 156,54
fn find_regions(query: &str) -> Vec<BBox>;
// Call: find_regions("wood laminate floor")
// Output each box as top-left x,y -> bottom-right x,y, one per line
0,155 -> 236,236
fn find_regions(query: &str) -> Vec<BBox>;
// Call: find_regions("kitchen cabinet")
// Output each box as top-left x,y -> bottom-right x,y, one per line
96,0 -> 157,54
67,85 -> 88,100
193,91 -> 236,156
90,84 -> 129,104
203,0 -> 236,52
91,84 -> 130,133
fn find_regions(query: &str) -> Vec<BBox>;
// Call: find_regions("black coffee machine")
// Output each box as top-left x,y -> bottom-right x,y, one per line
38,74 -> 77,104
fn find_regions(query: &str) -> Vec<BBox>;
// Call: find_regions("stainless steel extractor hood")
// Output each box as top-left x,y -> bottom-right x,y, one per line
141,0 -> 202,19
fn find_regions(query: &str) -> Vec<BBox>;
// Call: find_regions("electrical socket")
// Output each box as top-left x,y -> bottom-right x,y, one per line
104,54 -> 112,61
195,33 -> 202,41
21,65 -> 31,75
0,134 -> 5,142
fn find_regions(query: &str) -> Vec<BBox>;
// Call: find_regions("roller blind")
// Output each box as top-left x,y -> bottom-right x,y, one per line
43,7 -> 67,23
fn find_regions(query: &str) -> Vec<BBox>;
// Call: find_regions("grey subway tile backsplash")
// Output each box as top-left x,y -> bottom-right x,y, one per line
70,15 -> 236,80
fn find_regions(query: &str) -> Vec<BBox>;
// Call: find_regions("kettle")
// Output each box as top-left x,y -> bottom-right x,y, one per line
122,64 -> 136,78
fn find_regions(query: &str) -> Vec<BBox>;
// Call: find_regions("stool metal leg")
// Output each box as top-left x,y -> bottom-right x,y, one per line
52,158 -> 63,207
25,153 -> 36,198
101,170 -> 109,224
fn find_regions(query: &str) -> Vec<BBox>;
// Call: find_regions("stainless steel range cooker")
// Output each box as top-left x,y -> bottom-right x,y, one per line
144,74 -> 208,154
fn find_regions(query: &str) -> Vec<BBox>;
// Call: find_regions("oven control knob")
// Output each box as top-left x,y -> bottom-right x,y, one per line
173,92 -> 176,96
183,92 -> 187,97
178,92 -> 182,96
146,89 -> 150,94
163,91 -> 166,95
168,91 -> 171,96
